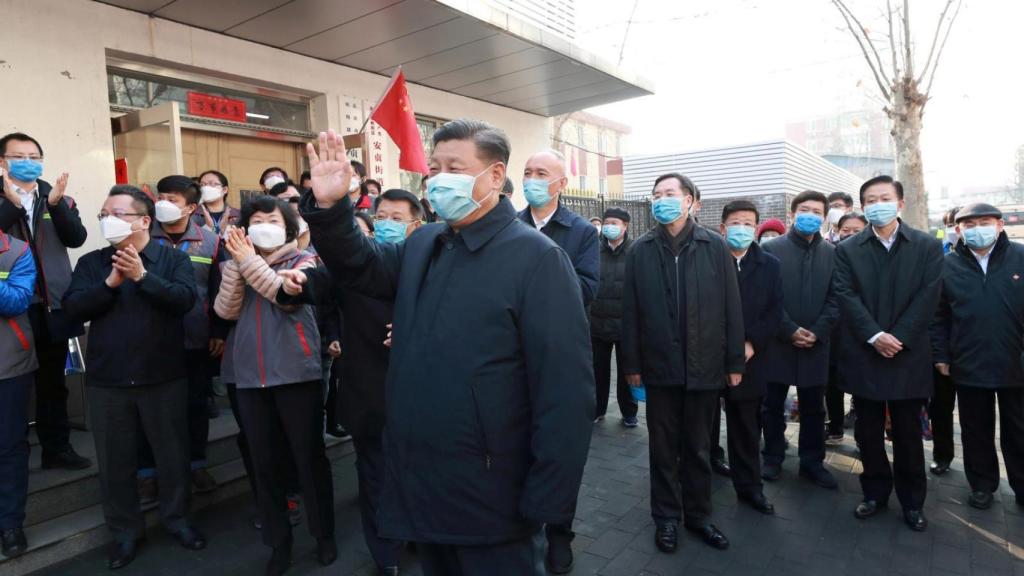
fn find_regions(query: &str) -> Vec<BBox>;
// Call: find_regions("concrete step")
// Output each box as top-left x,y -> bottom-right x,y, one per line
1,435 -> 354,576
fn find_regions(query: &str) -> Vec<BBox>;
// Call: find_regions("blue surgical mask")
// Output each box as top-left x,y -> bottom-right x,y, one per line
425,164 -> 496,223
373,219 -> 408,244
601,224 -> 623,241
652,197 -> 685,225
793,213 -> 824,236
864,201 -> 899,227
962,225 -> 998,250
7,158 -> 43,182
725,225 -> 755,250
522,178 -> 554,208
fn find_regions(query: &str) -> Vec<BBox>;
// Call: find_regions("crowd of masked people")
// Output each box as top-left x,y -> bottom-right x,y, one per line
0,121 -> 1021,576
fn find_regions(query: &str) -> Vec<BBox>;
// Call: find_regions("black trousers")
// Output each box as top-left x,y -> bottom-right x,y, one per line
853,397 -> 927,511
226,383 -> 257,496
353,436 -> 402,569
418,530 -> 545,576
930,369 -> 957,465
762,383 -> 825,467
30,306 -> 71,457
592,337 -> 638,419
956,385 -> 1024,495
88,380 -> 191,543
646,386 -> 718,526
724,395 -> 764,497
236,380 -> 334,548
139,349 -> 211,474
825,362 -> 846,436
0,374 -> 31,530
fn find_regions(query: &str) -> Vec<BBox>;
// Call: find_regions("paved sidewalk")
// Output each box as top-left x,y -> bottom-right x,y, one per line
35,395 -> 1024,576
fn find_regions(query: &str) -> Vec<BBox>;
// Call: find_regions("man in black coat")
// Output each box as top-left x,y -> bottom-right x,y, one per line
295,123 -> 594,576
928,206 -> 962,476
715,200 -> 783,514
590,207 -> 638,426
622,173 -> 745,553
761,190 -> 840,489
932,203 -> 1024,510
834,175 -> 943,532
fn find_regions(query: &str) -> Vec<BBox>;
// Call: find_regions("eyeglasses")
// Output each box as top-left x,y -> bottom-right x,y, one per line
97,211 -> 145,220
3,154 -> 43,161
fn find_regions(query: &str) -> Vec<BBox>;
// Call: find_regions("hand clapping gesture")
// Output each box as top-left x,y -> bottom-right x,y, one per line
224,227 -> 256,263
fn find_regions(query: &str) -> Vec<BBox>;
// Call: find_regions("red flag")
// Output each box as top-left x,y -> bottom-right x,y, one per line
370,68 -> 429,175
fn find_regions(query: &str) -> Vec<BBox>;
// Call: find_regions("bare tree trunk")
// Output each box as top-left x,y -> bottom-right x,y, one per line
889,78 -> 928,229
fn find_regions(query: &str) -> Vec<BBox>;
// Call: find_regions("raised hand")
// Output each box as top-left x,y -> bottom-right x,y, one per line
48,172 -> 69,206
225,228 -> 255,263
306,129 -> 353,209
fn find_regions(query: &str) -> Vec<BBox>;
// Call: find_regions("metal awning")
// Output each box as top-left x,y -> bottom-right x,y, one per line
95,0 -> 654,117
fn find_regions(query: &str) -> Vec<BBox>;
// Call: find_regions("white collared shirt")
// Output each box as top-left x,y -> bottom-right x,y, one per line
872,221 -> 900,252
14,184 -> 38,234
972,249 -> 992,275
531,210 -> 554,230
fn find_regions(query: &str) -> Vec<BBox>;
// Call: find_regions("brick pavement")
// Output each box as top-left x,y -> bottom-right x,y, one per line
34,394 -> 1024,576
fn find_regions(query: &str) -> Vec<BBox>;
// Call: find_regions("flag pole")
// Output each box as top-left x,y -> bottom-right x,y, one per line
359,66 -> 403,134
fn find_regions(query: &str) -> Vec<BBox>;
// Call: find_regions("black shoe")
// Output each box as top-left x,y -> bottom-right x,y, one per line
41,448 -> 92,470
930,461 -> 951,476
904,509 -> 928,531
738,492 -> 775,515
1,528 -> 27,558
316,537 -> 337,566
191,468 -> 219,493
761,463 -> 781,482
545,533 -> 574,574
711,457 -> 732,478
137,477 -> 158,504
380,568 -> 399,576
173,526 -> 207,550
686,523 -> 729,550
799,464 -> 838,489
654,521 -> 678,553
854,500 -> 888,519
266,539 -> 292,576
107,540 -> 139,570
968,490 -> 994,510
326,424 -> 351,439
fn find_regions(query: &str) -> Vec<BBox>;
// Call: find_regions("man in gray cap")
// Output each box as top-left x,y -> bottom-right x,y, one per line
932,202 -> 1024,510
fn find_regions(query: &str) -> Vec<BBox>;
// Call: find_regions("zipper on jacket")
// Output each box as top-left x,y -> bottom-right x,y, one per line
674,255 -> 682,322
468,384 -> 492,470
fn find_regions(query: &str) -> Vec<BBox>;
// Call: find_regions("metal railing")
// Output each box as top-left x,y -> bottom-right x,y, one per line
560,195 -> 655,235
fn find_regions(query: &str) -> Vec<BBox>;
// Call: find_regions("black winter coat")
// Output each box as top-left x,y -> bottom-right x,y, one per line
834,220 -> 944,400
338,290 -> 393,438
762,231 -> 839,388
589,235 -> 631,341
732,242 -> 784,400
931,233 -> 1024,389
300,193 -> 594,546
518,204 -> 600,306
621,222 -> 746,390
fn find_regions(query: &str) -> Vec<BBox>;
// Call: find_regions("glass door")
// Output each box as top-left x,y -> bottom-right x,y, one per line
111,102 -> 183,191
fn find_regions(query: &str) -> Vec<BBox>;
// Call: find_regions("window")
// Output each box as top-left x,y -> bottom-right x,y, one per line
576,123 -> 586,147
598,131 -> 606,154
599,178 -> 607,195
579,175 -> 588,191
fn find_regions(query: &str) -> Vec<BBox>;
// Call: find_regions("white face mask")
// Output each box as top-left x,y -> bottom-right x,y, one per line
247,222 -> 287,250
200,185 -> 223,203
155,200 -> 184,224
100,216 -> 137,245
827,207 -> 846,226
349,176 -> 361,194
263,175 -> 285,190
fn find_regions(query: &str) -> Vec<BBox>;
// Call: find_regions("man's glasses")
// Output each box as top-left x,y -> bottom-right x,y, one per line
96,211 -> 144,220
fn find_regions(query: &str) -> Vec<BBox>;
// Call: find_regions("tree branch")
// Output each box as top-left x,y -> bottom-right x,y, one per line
902,0 -> 913,79
918,0 -> 957,85
886,0 -> 901,79
925,0 -> 962,95
832,0 -> 891,101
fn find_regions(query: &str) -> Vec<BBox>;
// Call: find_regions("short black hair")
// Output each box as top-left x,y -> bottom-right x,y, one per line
353,210 -> 375,235
433,118 -> 510,165
268,180 -> 299,197
0,132 -> 43,157
374,188 -> 424,220
260,166 -> 288,186
365,179 -> 382,193
299,170 -> 311,184
501,178 -> 514,196
858,175 -> 904,205
199,170 -> 228,187
942,206 -> 961,226
790,190 -> 828,213
350,160 -> 366,179
240,195 -> 300,242
652,173 -> 697,197
108,184 -> 154,218
721,200 -> 760,223
837,213 -> 868,229
827,191 -> 854,208
156,175 -> 200,205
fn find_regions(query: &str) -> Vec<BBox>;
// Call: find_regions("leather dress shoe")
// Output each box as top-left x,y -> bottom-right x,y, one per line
41,448 -> 92,470
107,539 -> 140,570
904,509 -> 928,532
545,533 -> 574,574
379,567 -> 399,576
854,500 -> 888,519
799,464 -> 838,489
686,523 -> 729,550
317,537 -> 337,566
654,521 -> 678,553
761,463 -> 781,482
173,526 -> 206,550
266,538 -> 292,576
929,461 -> 951,476
1,527 -> 27,558
968,490 -> 994,510
739,492 -> 775,515
326,424 -> 350,439
711,457 -> 732,478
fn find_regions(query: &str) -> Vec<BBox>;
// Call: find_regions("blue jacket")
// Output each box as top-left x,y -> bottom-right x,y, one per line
518,203 -> 600,306
732,241 -> 784,400
300,194 -> 594,546
0,238 -> 36,317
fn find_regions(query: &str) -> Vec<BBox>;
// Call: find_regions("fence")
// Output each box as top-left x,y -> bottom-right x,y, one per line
560,195 -> 655,235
